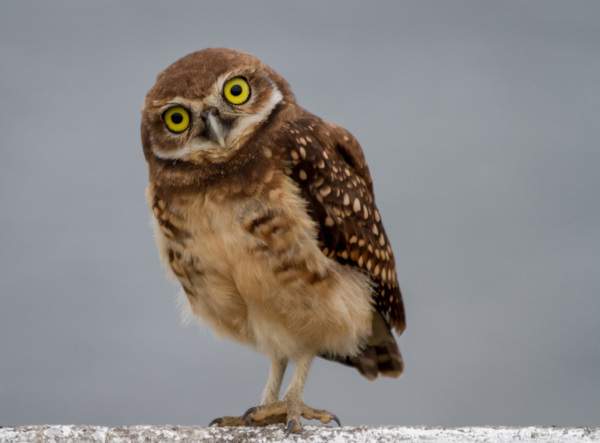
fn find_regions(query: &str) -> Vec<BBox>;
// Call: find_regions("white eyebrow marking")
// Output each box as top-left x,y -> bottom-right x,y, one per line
151,74 -> 283,161
227,81 -> 282,148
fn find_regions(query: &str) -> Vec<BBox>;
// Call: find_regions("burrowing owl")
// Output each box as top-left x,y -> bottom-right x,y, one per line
141,48 -> 405,433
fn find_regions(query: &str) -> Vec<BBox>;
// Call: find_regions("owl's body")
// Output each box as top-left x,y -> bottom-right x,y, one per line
147,171 -> 373,361
142,48 -> 404,432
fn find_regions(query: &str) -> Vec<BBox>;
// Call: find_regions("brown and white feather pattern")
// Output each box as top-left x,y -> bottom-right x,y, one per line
141,48 -> 405,383
281,112 -> 405,331
273,112 -> 405,379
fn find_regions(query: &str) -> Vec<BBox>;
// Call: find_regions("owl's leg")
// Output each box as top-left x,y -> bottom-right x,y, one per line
242,354 -> 340,434
208,356 -> 288,427
262,357 -> 288,404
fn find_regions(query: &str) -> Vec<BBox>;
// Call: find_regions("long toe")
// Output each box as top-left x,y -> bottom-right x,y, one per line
244,400 -> 340,434
300,405 -> 341,426
243,401 -> 288,424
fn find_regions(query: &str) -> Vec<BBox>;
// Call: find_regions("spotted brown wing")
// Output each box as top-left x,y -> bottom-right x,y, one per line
284,113 -> 405,335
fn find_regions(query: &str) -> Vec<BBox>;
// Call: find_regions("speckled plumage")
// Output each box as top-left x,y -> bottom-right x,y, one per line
141,48 -> 405,431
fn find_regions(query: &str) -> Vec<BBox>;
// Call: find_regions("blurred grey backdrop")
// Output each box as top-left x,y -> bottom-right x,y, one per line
1,0 -> 599,428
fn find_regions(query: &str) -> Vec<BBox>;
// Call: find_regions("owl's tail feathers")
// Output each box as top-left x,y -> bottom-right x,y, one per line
350,340 -> 404,381
351,311 -> 404,380
321,312 -> 404,380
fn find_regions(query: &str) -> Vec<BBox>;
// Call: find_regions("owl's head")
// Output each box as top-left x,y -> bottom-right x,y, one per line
141,48 -> 294,165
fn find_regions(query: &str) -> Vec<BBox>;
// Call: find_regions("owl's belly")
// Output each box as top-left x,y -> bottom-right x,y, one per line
147,177 -> 373,360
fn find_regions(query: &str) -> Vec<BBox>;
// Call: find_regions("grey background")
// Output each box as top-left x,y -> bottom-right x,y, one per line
1,0 -> 599,428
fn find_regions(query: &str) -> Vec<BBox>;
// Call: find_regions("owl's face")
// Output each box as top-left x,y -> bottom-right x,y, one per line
142,48 -> 292,165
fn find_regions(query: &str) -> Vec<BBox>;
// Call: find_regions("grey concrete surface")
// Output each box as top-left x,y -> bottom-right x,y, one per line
2,425 -> 600,443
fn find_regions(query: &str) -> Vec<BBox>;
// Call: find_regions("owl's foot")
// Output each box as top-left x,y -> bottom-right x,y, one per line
242,400 -> 341,434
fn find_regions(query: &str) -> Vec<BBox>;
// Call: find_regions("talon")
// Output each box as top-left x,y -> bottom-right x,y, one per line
331,414 -> 341,427
208,417 -> 223,427
242,406 -> 257,421
285,418 -> 298,435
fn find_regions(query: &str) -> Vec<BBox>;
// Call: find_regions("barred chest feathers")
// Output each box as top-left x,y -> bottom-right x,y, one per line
146,169 -> 373,361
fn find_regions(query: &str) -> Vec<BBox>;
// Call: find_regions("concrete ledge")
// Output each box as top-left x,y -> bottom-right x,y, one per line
1,425 -> 599,442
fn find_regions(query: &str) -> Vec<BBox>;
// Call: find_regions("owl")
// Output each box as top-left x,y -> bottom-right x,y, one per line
141,48 -> 405,433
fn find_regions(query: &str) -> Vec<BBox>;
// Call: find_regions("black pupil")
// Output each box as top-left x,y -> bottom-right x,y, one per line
230,84 -> 243,96
171,112 -> 183,124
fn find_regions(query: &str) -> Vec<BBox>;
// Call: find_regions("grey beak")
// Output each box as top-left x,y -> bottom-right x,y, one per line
200,107 -> 226,148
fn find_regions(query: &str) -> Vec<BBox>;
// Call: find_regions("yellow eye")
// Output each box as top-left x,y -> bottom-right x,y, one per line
223,77 -> 251,105
163,106 -> 190,133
